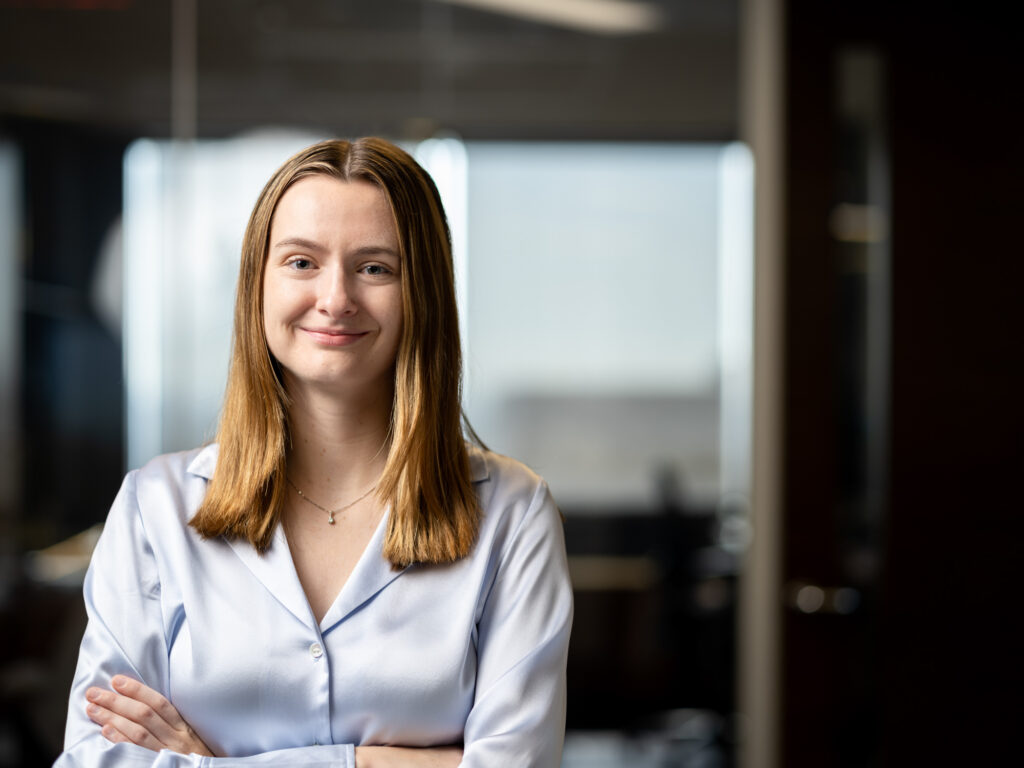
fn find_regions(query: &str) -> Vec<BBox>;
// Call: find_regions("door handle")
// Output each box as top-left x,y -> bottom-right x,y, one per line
784,581 -> 861,615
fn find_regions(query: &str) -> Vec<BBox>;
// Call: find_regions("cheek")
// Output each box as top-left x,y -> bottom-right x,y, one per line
261,310 -> 280,362
261,291 -> 276,341
261,281 -> 292,357
263,280 -> 302,328
261,273 -> 273,327
262,311 -> 275,353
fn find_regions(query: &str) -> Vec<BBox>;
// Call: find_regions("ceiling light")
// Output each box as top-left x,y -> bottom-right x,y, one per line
435,0 -> 664,36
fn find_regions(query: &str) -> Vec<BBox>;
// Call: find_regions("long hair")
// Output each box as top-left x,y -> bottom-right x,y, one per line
190,138 -> 479,568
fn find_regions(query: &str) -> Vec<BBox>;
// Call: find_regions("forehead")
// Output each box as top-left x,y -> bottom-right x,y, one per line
270,175 -> 397,242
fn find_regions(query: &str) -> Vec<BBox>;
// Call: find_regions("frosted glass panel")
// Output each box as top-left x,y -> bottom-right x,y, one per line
465,144 -> 721,391
462,143 -> 748,509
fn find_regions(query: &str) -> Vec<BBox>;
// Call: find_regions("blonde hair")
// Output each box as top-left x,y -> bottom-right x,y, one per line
190,138 -> 479,568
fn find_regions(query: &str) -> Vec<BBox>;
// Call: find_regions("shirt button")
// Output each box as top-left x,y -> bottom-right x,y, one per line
309,642 -> 324,659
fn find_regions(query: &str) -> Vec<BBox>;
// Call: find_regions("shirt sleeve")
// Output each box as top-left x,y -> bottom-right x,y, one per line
55,471 -> 357,768
460,480 -> 574,768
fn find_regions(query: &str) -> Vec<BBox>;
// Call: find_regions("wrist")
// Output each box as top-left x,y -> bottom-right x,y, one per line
354,746 -> 375,768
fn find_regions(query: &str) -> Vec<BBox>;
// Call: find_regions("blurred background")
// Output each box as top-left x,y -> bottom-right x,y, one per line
0,1 -> 1020,766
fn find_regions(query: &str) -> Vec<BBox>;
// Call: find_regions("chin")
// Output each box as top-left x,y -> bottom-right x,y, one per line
291,367 -> 394,394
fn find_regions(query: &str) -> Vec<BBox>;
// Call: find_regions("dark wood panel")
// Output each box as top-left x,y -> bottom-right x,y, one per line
782,2 -> 1023,765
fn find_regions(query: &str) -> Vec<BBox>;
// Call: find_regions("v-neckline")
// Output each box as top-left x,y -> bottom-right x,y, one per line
226,507 -> 409,635
284,506 -> 408,633
201,443 -> 491,635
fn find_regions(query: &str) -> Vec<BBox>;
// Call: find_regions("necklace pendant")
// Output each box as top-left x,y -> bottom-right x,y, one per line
328,511 -> 336,525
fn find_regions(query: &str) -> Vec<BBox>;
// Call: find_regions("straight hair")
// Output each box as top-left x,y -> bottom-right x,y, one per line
190,138 -> 479,568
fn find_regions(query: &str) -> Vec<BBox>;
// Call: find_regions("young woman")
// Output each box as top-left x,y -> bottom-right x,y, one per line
56,138 -> 573,767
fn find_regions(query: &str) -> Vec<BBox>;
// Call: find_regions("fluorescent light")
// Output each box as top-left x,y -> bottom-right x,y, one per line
436,0 -> 663,35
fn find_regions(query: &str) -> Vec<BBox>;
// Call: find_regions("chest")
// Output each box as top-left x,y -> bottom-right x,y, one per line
163,548 -> 484,754
284,505 -> 382,624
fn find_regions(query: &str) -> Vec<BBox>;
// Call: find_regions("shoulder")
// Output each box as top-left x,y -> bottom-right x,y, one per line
469,443 -> 544,497
468,444 -> 560,540
135,443 -> 217,484
119,444 -> 217,528
92,445 -> 218,577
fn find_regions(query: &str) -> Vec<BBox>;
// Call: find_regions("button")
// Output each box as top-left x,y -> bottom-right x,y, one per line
309,642 -> 324,659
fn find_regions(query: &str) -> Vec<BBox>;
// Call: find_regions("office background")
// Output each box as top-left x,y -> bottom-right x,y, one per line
1,1 -> 1020,766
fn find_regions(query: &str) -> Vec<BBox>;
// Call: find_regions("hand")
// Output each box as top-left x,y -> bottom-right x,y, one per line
85,675 -> 216,757
355,745 -> 462,767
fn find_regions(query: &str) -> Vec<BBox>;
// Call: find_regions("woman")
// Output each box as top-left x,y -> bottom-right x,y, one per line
56,138 -> 573,767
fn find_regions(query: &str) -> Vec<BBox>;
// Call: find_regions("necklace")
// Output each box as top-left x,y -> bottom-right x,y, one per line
286,477 -> 377,525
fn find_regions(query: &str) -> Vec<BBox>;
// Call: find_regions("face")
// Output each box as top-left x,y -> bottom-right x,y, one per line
263,175 -> 403,397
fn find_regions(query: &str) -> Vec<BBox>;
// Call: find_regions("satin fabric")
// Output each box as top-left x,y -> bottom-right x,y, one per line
55,444 -> 572,767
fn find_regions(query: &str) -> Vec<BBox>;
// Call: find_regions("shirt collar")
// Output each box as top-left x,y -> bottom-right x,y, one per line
186,443 -> 219,480
466,443 -> 490,483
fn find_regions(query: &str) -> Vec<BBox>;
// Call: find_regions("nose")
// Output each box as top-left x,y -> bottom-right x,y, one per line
315,268 -> 357,318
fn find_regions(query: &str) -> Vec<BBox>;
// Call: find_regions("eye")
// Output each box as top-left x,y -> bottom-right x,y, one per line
361,263 -> 392,277
287,257 -> 314,271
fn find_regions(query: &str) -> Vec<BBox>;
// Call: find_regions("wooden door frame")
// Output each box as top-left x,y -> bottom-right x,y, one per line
740,1 -> 1023,765
738,0 -> 785,767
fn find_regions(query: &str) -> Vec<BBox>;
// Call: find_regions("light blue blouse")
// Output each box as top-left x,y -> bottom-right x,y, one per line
56,444 -> 573,767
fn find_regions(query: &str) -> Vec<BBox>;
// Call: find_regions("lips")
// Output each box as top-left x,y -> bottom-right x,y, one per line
301,327 -> 370,347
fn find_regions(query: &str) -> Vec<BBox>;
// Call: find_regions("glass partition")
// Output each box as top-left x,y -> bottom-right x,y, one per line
124,137 -> 752,516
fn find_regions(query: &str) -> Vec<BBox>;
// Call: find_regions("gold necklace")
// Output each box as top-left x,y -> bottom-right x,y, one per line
286,477 -> 377,525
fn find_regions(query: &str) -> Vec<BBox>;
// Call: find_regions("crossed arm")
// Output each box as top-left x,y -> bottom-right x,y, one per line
59,467 -> 571,767
84,675 -> 461,767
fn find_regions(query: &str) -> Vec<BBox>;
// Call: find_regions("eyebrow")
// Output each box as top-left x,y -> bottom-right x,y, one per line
350,245 -> 400,258
272,238 -> 399,259
272,237 -> 329,252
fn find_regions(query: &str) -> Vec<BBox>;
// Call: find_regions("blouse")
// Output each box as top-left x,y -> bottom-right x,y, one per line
55,443 -> 573,767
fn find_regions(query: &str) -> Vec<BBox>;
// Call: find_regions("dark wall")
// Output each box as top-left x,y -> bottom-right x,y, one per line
15,121 -> 128,546
883,7 -> 1022,765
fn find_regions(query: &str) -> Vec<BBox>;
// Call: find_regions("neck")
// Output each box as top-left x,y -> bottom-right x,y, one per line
284,379 -> 393,504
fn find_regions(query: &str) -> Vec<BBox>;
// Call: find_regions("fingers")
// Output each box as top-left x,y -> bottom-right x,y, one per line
110,676 -> 188,729
86,697 -> 164,752
85,678 -> 216,757
96,723 -> 132,744
86,680 -> 175,748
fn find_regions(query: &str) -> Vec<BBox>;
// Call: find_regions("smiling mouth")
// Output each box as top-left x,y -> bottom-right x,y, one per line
301,328 -> 369,347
